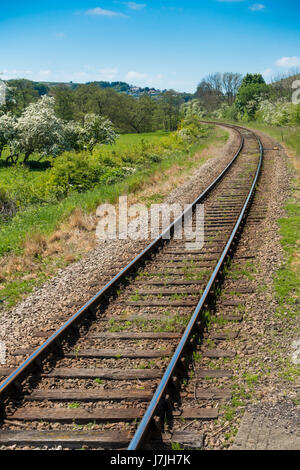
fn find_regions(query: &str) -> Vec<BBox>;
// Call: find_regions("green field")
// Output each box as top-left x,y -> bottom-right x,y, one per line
108,130 -> 170,149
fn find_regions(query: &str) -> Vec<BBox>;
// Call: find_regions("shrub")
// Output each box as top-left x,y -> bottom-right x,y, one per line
256,99 -> 295,126
47,151 -> 105,194
177,117 -> 209,142
81,113 -> 118,152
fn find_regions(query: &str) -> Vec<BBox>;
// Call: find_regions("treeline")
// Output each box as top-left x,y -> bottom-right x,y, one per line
194,70 -> 300,125
196,72 -> 244,110
2,79 -> 190,133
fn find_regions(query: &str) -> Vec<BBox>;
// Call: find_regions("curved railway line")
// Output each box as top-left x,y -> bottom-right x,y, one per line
0,122 -> 264,450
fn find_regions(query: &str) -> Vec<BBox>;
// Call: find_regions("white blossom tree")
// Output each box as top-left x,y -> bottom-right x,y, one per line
62,121 -> 83,151
256,99 -> 294,126
81,113 -> 118,152
11,95 -> 66,162
0,113 -> 16,160
180,99 -> 206,119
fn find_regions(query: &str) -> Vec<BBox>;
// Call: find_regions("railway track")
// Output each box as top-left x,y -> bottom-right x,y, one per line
0,122 -> 263,450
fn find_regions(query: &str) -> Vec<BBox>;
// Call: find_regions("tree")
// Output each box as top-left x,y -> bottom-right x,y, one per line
0,113 -> 16,158
81,113 -> 118,152
62,121 -> 83,151
196,79 -> 223,111
157,91 -> 184,131
180,99 -> 205,119
50,84 -> 75,121
235,74 -> 269,118
11,96 -> 66,162
206,73 -> 223,94
196,72 -> 243,110
5,79 -> 39,115
239,73 -> 266,87
122,94 -> 158,133
222,73 -> 243,105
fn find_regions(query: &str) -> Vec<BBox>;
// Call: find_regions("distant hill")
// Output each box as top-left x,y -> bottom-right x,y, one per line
6,78 -> 193,100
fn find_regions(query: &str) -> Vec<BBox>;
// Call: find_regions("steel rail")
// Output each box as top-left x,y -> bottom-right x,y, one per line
0,123 -> 243,405
128,128 -> 263,450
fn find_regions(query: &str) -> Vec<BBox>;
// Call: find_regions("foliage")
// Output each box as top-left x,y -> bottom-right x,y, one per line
235,74 -> 269,118
52,82 -> 184,133
62,121 -> 83,151
3,79 -> 40,115
1,78 -> 190,136
239,73 -> 266,87
196,72 -> 243,110
0,112 -> 16,155
211,103 -> 239,121
81,113 -> 118,151
157,90 -> 184,131
180,99 -> 206,119
47,151 -> 127,195
0,96 -> 118,162
0,120 -> 209,212
255,99 -> 295,126
177,117 -> 209,142
10,96 -> 66,162
211,70 -> 300,126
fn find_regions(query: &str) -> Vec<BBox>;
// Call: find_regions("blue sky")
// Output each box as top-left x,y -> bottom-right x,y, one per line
1,1 -> 300,92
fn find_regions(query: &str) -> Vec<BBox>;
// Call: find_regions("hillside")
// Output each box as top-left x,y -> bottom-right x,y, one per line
5,78 -> 194,100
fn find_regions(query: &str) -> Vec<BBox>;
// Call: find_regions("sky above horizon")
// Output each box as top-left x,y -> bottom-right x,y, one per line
1,1 -> 300,93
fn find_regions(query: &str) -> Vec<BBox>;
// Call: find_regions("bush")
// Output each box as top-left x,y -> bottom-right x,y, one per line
47,151 -> 106,194
177,117 -> 209,142
256,99 -> 295,126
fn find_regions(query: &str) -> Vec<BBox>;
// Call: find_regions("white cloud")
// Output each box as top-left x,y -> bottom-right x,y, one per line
72,71 -> 90,80
1,69 -> 33,78
276,56 -> 300,68
98,67 -> 119,80
55,32 -> 65,38
126,71 -> 149,81
124,2 -> 146,10
126,71 -> 164,87
249,3 -> 265,11
39,70 -> 52,77
86,7 -> 128,17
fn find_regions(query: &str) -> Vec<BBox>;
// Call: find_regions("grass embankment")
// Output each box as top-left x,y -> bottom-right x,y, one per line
238,122 -> 299,318
0,126 -> 229,308
215,119 -> 299,317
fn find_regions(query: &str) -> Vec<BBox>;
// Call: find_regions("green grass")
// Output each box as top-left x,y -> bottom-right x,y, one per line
107,130 -> 170,150
68,402 -> 81,409
229,121 -> 300,319
274,198 -> 300,316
